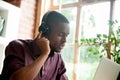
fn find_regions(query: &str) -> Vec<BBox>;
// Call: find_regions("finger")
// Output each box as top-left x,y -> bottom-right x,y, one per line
39,31 -> 42,39
37,31 -> 42,39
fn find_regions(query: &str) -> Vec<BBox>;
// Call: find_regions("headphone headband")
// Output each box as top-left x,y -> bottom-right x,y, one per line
42,11 -> 52,24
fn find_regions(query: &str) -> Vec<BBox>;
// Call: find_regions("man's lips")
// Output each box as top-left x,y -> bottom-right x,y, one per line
59,44 -> 65,49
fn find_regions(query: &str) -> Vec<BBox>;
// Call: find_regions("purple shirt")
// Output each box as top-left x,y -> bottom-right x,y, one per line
0,39 -> 68,80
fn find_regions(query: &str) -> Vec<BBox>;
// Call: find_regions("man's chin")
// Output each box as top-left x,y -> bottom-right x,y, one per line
51,47 -> 62,53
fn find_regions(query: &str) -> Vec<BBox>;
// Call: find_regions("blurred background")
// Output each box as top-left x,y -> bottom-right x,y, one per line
0,0 -> 120,80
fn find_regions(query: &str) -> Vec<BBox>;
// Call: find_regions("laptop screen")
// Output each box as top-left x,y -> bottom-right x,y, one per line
93,57 -> 120,80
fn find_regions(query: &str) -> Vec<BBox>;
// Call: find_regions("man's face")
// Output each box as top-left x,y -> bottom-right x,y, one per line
49,22 -> 70,52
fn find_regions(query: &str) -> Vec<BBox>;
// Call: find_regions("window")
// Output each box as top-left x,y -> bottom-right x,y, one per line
79,2 -> 110,80
38,0 -> 119,80
114,0 -> 120,22
54,0 -> 78,5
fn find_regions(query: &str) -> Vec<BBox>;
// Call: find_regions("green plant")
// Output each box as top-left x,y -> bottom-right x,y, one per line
80,20 -> 120,64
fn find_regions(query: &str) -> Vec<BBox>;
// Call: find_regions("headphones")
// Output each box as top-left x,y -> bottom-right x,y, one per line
39,11 -> 52,37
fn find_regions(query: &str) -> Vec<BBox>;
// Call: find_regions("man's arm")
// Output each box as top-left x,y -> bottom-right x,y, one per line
10,32 -> 50,80
10,52 -> 49,80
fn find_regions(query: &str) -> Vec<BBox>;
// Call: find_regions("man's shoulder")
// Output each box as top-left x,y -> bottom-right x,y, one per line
8,39 -> 33,46
5,39 -> 34,57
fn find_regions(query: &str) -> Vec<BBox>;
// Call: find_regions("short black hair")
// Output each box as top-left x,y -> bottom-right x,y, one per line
42,11 -> 69,25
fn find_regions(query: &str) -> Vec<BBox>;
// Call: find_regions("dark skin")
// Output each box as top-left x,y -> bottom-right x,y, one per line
49,22 -> 70,52
10,22 -> 70,80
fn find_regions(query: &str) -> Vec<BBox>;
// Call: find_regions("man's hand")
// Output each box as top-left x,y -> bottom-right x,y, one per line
35,31 -> 50,55
10,31 -> 51,80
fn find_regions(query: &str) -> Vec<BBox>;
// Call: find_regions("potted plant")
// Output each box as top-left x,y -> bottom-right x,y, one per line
79,20 -> 120,64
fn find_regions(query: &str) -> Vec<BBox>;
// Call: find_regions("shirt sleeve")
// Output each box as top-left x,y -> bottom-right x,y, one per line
0,40 -> 25,80
56,54 -> 68,80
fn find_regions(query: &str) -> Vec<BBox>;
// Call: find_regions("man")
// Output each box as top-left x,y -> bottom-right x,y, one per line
0,11 -> 70,80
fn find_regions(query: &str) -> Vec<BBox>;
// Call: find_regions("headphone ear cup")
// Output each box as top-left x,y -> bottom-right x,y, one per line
39,11 -> 52,36
39,23 -> 50,36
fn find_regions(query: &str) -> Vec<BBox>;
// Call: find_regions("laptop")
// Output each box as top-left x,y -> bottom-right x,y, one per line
93,57 -> 120,80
